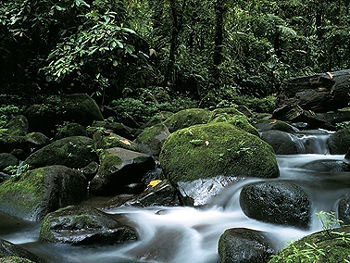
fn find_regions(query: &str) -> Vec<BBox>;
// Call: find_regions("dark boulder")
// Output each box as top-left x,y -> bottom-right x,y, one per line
90,147 -> 155,196
25,136 -> 97,169
136,124 -> 170,157
0,165 -> 87,221
25,132 -> 50,149
0,153 -> 18,172
254,119 -> 298,133
328,128 -> 350,154
82,161 -> 99,181
338,194 -> 350,225
55,122 -> 87,139
0,238 -> 42,262
25,94 -> 103,133
240,181 -> 311,228
260,130 -> 300,154
300,159 -> 348,173
87,120 -> 134,140
218,228 -> 275,263
40,206 -> 137,245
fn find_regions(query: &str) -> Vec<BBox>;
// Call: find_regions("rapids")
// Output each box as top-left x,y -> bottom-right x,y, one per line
0,130 -> 349,263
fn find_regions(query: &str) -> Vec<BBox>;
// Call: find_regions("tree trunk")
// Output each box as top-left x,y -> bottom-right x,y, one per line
212,0 -> 225,86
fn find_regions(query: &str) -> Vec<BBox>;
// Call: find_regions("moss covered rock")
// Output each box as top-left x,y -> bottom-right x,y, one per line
0,165 -> 87,221
0,238 -> 42,262
269,226 -> 350,263
328,128 -> 350,154
136,124 -> 170,156
25,94 -> 103,133
56,122 -> 87,139
0,257 -> 35,263
25,136 -> 97,169
159,122 -> 279,184
5,116 -> 28,136
90,147 -> 155,195
0,153 -> 18,172
218,228 -> 275,263
163,108 -> 211,133
39,206 -> 137,245
209,108 -> 259,136
25,132 -> 50,149
93,130 -> 138,151
87,120 -> 134,139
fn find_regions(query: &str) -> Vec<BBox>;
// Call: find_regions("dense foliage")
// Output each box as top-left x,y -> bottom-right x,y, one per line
1,0 -> 349,104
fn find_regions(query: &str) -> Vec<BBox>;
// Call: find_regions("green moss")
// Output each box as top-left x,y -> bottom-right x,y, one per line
269,227 -> 350,263
39,214 -> 54,242
72,214 -> 99,228
93,131 -> 138,151
0,257 -> 35,263
98,150 -> 123,178
0,168 -> 46,219
209,108 -> 258,136
233,95 -> 276,113
136,124 -> 170,156
159,122 -> 279,184
163,108 -> 211,133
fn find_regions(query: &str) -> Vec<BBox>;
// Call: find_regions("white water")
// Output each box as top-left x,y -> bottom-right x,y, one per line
1,130 -> 349,263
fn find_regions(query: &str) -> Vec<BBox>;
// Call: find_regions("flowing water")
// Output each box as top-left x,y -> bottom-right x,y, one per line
1,130 -> 349,263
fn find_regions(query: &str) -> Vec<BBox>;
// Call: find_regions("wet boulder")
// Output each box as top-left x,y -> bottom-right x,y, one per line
261,130 -> 300,154
160,123 -> 279,184
0,153 -> 18,172
123,180 -> 180,207
55,122 -> 87,139
0,238 -> 42,262
254,119 -> 298,133
269,226 -> 350,263
328,128 -> 350,154
39,206 -> 137,245
163,108 -> 211,133
0,165 -> 87,221
177,176 -> 243,207
25,94 -> 103,133
24,136 -> 97,169
300,159 -> 348,173
209,108 -> 259,136
338,194 -> 350,225
90,147 -> 155,195
93,130 -> 138,151
136,124 -> 170,157
218,228 -> 275,263
240,181 -> 310,228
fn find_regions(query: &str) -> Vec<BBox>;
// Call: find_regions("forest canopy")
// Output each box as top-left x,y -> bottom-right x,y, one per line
1,0 -> 350,105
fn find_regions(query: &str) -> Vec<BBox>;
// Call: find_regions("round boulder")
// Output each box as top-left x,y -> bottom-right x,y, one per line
338,194 -> 350,225
40,206 -> 137,245
136,124 -> 170,157
24,136 -> 97,169
240,181 -> 310,228
328,128 -> 350,154
218,228 -> 275,263
0,153 -> 18,172
56,122 -> 87,139
160,122 -> 279,184
0,165 -> 87,221
261,130 -> 300,154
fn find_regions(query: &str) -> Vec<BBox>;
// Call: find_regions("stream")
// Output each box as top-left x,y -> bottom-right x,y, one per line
0,130 -> 349,263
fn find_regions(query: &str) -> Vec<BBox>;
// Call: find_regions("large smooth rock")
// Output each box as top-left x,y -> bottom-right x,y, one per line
177,176 -> 243,206
160,123 -> 279,184
0,153 -> 18,172
240,181 -> 310,228
163,108 -> 211,133
261,130 -> 300,154
136,124 -> 170,157
90,148 -> 155,195
269,226 -> 350,263
40,206 -> 137,245
0,165 -> 87,221
338,194 -> 350,225
209,108 -> 259,136
25,136 -> 97,169
218,228 -> 275,263
300,159 -> 348,173
25,94 -> 103,132
328,128 -> 350,154
0,238 -> 42,262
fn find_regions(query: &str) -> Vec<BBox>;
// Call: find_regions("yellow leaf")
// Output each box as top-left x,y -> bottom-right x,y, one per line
270,119 -> 277,124
148,180 -> 162,187
120,139 -> 131,146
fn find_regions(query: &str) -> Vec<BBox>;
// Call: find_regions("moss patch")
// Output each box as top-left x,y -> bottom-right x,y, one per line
159,122 -> 279,184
